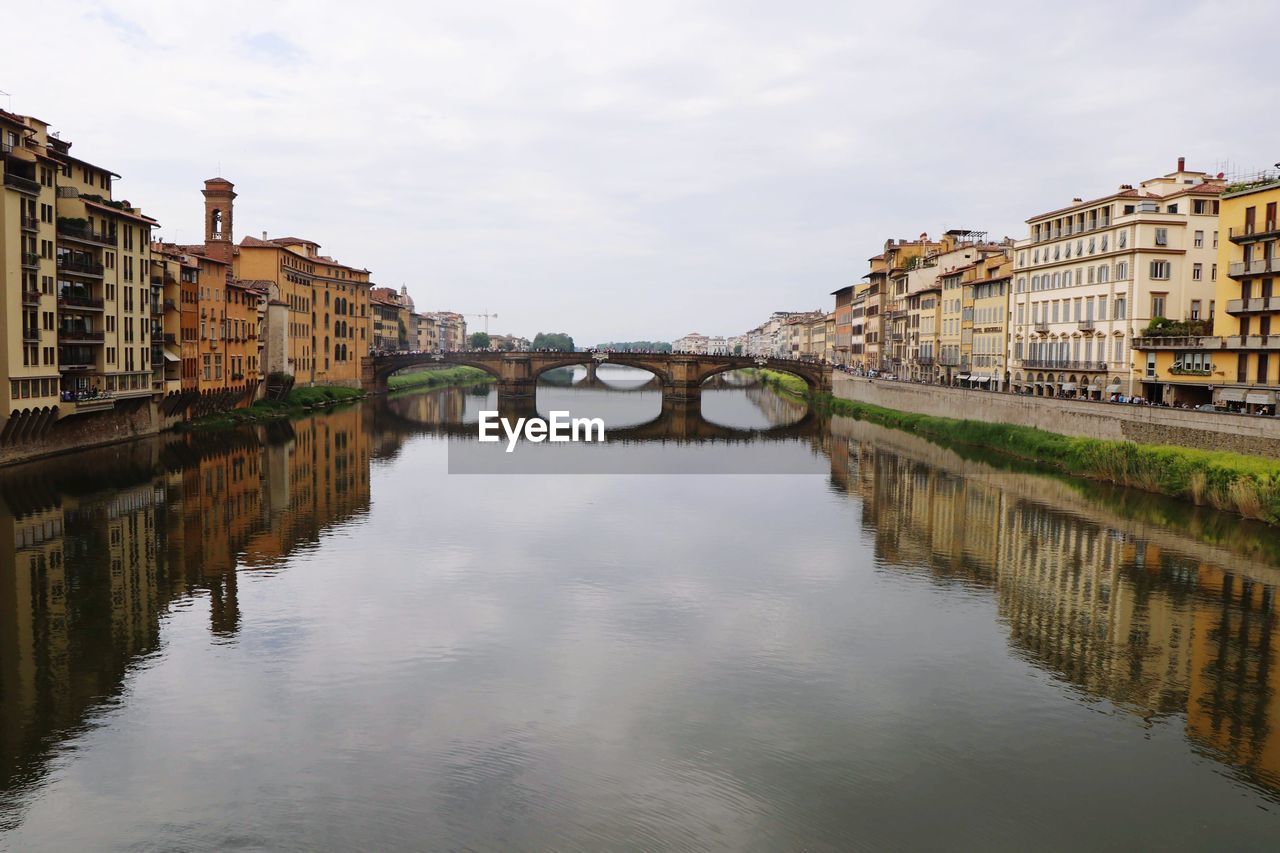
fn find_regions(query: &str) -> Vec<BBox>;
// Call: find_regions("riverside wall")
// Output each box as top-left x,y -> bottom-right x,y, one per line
832,375 -> 1280,458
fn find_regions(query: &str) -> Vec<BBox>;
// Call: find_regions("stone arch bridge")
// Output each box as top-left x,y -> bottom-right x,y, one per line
363,351 -> 832,401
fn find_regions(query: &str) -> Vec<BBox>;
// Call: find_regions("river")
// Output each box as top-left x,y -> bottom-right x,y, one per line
1,365 -> 1278,851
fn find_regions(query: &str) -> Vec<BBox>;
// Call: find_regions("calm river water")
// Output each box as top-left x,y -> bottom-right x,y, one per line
2,366 -> 1279,851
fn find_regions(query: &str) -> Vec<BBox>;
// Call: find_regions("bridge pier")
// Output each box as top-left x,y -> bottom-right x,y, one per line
496,379 -> 537,399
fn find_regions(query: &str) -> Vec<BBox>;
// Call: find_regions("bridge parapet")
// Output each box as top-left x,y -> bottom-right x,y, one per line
363,351 -> 831,399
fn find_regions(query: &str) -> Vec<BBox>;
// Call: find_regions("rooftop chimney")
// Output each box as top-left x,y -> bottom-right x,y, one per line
1177,156 -> 1185,172
262,231 -> 268,241
1072,197 -> 1082,204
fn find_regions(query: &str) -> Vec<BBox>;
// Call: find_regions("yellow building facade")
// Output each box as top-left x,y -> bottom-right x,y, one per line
1136,177 -> 1280,411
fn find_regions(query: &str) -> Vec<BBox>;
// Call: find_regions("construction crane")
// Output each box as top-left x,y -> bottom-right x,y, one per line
465,311 -> 499,334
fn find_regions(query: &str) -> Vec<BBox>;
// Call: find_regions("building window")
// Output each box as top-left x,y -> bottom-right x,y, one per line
1193,230 -> 1204,248
1151,294 -> 1166,318
1190,300 -> 1201,320
1114,298 -> 1125,320
1154,228 -> 1168,246
1192,263 -> 1202,281
1150,260 -> 1171,280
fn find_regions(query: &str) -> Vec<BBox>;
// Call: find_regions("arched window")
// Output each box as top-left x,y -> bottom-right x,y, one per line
210,209 -> 223,237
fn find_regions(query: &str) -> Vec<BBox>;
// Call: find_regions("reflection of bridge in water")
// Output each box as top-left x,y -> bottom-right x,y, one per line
377,387 -> 817,444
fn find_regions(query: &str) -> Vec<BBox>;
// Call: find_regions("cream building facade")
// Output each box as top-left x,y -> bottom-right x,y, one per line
1009,159 -> 1222,399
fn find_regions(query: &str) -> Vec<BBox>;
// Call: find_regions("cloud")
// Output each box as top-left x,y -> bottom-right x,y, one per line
6,0 -> 1273,343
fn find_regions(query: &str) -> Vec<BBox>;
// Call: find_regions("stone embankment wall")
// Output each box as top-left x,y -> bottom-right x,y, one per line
833,375 -> 1280,458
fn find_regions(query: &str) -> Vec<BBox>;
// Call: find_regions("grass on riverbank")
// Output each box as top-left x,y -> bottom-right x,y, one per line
756,369 -> 1280,525
185,385 -> 365,430
386,365 -> 494,392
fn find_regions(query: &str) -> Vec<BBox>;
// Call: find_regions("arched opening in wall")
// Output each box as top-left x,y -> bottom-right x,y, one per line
534,362 -> 661,428
699,365 -> 809,430
384,358 -> 501,395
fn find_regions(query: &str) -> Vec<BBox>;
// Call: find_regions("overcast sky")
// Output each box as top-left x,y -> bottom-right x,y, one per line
4,1 -> 1275,343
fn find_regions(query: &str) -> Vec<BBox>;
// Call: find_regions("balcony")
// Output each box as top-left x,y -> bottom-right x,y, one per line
1225,335 -> 1280,350
1137,335 -> 1223,350
916,355 -> 935,366
938,354 -> 961,367
1077,319 -> 1095,331
21,289 -> 41,307
1227,258 -> 1280,278
56,220 -> 116,246
1227,297 -> 1280,315
1169,366 -> 1213,376
20,215 -> 38,232
21,252 -> 40,269
58,328 -> 105,344
1033,322 -> 1050,333
57,293 -> 105,311
151,275 -> 162,285
164,298 -> 178,311
57,255 -> 104,277
3,172 -> 41,194
1021,359 -> 1109,371
1229,221 -> 1280,243
22,327 -> 39,342
163,333 -> 177,345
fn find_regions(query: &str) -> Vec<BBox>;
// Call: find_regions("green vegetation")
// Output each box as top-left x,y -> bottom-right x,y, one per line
185,385 -> 365,430
469,331 -> 492,349
1142,317 -> 1212,337
755,369 -> 808,398
532,332 -> 575,352
752,368 -> 1280,525
386,365 -> 494,392
814,394 -> 1280,525
593,341 -> 672,353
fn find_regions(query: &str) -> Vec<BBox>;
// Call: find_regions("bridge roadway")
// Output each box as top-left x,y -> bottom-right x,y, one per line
363,350 -> 832,401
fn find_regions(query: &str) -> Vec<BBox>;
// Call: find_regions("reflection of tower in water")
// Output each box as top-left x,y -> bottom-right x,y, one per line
0,406 -> 374,811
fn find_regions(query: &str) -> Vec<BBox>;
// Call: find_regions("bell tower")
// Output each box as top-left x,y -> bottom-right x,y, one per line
202,177 -> 236,264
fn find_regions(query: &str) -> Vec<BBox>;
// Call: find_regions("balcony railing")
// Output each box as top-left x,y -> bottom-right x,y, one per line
56,220 -> 116,246
1169,366 -> 1213,376
3,172 -> 41,194
163,333 -> 177,344
21,252 -> 40,268
58,328 -> 105,343
1021,359 -> 1109,371
1225,335 -> 1280,350
1229,221 -> 1280,243
57,293 -> 105,310
164,298 -> 178,311
22,327 -> 39,342
1228,258 -> 1280,278
57,256 -> 105,277
20,215 -> 38,231
1077,319 -> 1095,331
22,289 -> 41,306
1227,296 -> 1280,314
1033,322 -> 1050,333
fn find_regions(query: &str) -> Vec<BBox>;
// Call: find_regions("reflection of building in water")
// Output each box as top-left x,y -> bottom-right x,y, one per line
831,425 -> 1280,795
0,408 -> 372,815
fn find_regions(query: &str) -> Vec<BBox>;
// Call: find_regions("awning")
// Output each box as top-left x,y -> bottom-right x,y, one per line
162,350 -> 180,363
973,375 -> 991,383
1106,383 -> 1122,393
1062,382 -> 1078,391
1246,391 -> 1276,405
1217,388 -> 1246,403
1086,385 -> 1100,393
957,373 -> 971,380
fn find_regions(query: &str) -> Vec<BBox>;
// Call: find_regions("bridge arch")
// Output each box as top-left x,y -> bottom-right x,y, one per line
528,355 -> 674,387
694,359 -> 825,393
